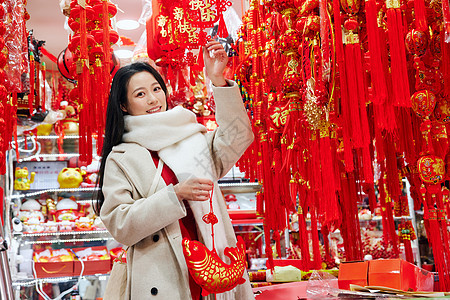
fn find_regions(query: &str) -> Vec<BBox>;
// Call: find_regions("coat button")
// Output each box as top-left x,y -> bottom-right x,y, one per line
151,287 -> 158,295
152,234 -> 160,242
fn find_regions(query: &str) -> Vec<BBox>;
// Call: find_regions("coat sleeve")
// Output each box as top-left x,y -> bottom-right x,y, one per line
205,80 -> 254,179
100,154 -> 187,246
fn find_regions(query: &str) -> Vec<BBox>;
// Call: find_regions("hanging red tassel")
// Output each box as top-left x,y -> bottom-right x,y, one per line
217,13 -> 229,38
386,4 -> 410,107
177,69 -> 186,89
309,205 -> 322,270
365,0 -> 388,104
414,0 -> 428,31
197,46 -> 204,70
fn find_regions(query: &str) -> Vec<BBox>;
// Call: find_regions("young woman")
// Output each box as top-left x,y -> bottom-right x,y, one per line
96,40 -> 255,299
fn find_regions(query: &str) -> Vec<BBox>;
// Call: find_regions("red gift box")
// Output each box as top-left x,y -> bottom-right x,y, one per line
368,259 -> 434,291
33,249 -> 74,278
338,261 -> 369,290
338,259 -> 434,292
73,246 -> 111,276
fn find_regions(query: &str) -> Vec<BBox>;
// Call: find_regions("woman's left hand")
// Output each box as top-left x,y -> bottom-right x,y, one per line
203,39 -> 228,87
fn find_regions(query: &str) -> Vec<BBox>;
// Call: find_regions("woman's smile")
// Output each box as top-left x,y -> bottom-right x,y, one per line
146,106 -> 161,114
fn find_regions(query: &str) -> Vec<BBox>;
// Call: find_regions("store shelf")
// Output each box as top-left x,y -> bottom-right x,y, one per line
15,229 -> 109,238
20,236 -> 115,245
231,218 -> 264,226
219,182 -> 261,193
9,187 -> 99,200
13,230 -> 113,245
12,274 -> 109,288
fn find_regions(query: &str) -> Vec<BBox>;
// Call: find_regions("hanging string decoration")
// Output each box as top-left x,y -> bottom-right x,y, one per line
64,0 -> 118,164
146,0 -> 232,93
182,190 -> 247,296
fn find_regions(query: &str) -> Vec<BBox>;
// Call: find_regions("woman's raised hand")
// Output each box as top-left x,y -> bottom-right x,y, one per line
174,178 -> 214,202
203,39 -> 228,87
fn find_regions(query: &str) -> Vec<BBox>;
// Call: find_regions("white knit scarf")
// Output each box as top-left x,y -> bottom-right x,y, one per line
123,107 -> 236,299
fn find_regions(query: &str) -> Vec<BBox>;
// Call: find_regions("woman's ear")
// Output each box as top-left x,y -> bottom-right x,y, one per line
120,103 -> 128,113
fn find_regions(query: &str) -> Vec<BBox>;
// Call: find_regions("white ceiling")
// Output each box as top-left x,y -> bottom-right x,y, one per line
26,0 -> 146,68
26,0 -> 245,69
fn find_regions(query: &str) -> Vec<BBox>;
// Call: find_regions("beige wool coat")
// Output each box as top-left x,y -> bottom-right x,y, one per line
100,81 -> 255,299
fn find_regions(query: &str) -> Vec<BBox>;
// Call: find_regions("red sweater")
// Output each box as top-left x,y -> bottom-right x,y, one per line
150,151 -> 202,300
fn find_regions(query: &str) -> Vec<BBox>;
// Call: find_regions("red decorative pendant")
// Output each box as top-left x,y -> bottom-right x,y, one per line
417,155 -> 445,184
182,236 -> 247,296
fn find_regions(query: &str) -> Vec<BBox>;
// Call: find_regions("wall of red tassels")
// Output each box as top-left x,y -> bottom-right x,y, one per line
234,0 -> 450,291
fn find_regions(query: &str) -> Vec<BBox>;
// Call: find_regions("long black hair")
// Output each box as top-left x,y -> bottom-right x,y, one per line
94,62 -> 168,215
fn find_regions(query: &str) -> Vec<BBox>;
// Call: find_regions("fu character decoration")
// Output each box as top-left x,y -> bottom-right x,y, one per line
182,189 -> 247,297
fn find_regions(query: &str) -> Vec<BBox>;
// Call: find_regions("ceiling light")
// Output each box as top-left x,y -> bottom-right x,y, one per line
116,19 -> 140,30
114,49 -> 133,59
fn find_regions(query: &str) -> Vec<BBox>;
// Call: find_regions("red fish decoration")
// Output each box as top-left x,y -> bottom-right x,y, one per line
182,236 -> 247,296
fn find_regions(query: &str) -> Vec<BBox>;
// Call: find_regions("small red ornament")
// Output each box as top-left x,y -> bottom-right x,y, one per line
282,71 -> 302,95
267,101 -> 290,132
411,90 -> 437,119
417,155 -> 445,184
405,29 -> 428,57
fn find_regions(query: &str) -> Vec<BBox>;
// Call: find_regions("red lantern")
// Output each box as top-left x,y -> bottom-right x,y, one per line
57,47 -> 77,82
277,29 -> 301,55
282,71 -> 302,96
92,2 -> 117,19
405,29 -> 428,57
68,33 -> 96,56
411,90 -> 437,119
92,29 -> 119,45
417,155 -> 445,184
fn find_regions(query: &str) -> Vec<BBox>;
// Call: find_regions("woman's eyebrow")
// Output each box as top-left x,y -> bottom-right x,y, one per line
131,87 -> 144,94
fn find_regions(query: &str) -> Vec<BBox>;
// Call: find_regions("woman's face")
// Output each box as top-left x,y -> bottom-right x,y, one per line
122,71 -> 167,116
